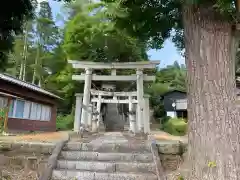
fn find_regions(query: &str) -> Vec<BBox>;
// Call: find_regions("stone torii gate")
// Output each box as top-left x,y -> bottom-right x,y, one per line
69,60 -> 160,134
90,89 -> 150,133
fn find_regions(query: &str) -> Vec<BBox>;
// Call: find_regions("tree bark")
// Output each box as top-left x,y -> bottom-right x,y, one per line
32,42 -> 40,84
183,4 -> 240,180
22,28 -> 28,81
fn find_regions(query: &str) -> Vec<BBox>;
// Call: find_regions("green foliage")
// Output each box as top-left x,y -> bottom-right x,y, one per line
103,0 -> 239,51
56,114 -> 74,131
63,0 -> 147,62
0,0 -> 34,70
208,161 -> 217,168
0,108 -> 5,132
163,117 -> 187,136
161,116 -> 171,126
0,120 -> 4,133
102,0 -> 182,49
177,175 -> 184,180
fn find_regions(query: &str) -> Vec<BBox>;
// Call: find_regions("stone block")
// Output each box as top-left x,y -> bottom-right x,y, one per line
106,172 -> 158,180
41,144 -> 54,154
0,154 -> 9,166
160,154 -> 182,171
64,142 -> 82,151
156,140 -> 181,154
115,162 -> 155,173
57,160 -> 76,169
76,161 -> 115,172
11,143 -> 22,149
52,170 -> 95,180
97,152 -> 125,161
133,153 -> 153,162
61,151 -> 98,160
0,142 -> 12,151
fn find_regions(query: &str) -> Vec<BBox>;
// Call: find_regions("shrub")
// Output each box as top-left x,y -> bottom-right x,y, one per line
0,107 -> 7,133
56,114 -> 74,131
0,120 -> 4,133
163,117 -> 187,136
161,116 -> 171,124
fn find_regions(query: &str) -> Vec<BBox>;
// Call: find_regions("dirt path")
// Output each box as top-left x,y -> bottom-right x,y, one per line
149,130 -> 187,143
0,131 -> 69,143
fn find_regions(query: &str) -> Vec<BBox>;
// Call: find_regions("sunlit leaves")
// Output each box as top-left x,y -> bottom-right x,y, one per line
63,0 -> 147,62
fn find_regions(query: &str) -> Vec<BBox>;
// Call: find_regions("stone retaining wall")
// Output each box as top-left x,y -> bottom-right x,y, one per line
0,141 -> 56,178
156,140 -> 187,171
0,141 -> 55,154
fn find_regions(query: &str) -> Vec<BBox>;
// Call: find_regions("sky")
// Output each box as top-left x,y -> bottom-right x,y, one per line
46,0 -> 185,68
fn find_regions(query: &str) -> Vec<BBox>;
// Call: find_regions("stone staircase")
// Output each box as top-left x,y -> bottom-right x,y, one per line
105,104 -> 124,131
51,133 -> 158,180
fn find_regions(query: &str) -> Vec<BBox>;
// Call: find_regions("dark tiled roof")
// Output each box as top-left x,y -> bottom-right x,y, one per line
0,73 -> 61,99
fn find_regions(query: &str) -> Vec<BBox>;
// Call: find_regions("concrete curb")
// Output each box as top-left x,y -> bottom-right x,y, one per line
150,142 -> 166,180
38,139 -> 68,180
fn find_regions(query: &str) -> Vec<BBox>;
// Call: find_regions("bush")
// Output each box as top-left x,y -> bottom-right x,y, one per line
0,120 -> 4,133
163,117 -> 187,136
161,116 -> 171,124
56,114 -> 74,131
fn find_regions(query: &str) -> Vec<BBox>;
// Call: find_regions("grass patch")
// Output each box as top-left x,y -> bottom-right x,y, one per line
56,114 -> 74,131
163,117 -> 187,136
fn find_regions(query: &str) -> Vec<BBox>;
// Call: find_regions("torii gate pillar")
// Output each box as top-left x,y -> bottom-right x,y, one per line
74,93 -> 83,132
81,68 -> 92,128
136,69 -> 144,132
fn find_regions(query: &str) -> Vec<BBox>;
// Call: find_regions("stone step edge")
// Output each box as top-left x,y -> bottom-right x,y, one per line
61,149 -> 152,153
60,151 -> 153,155
59,151 -> 153,159
56,160 -> 156,173
65,142 -> 150,146
53,169 -> 158,176
57,159 -> 155,165
57,157 -> 153,163
62,146 -> 151,152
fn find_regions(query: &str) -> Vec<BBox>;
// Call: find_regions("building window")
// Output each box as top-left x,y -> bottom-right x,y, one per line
14,100 -> 25,118
8,99 -> 51,121
36,104 -> 42,120
41,105 -> 51,121
23,101 -> 31,119
30,102 -> 38,120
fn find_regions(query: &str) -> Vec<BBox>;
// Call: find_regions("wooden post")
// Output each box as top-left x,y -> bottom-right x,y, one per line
238,0 -> 240,12
3,97 -> 11,132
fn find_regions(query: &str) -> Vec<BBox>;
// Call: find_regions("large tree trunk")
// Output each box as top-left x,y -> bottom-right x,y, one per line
183,4 -> 240,180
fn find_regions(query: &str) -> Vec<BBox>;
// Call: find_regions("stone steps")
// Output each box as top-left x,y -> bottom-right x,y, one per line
52,169 -> 158,180
52,133 -> 158,180
63,142 -> 151,153
56,160 -> 156,173
60,151 -> 153,162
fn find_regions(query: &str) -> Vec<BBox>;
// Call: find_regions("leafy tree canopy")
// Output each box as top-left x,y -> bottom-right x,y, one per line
0,0 -> 33,69
102,0 -> 240,50
63,1 -> 148,62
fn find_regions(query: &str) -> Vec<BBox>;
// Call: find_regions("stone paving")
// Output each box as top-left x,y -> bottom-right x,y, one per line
90,132 -> 128,144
